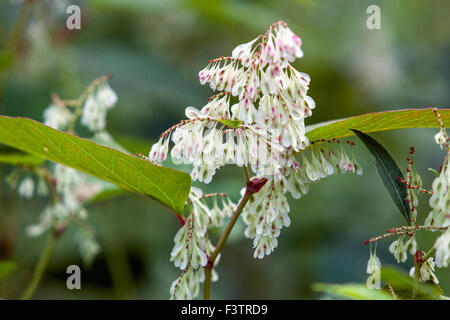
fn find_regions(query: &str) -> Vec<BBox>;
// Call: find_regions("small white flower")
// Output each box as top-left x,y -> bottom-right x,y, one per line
75,229 -> 101,265
404,237 -> 417,255
366,251 -> 381,289
81,95 -> 107,132
231,37 -> 259,66
81,82 -> 117,132
43,105 -> 71,130
36,176 -> 49,196
434,228 -> 450,268
409,257 -> 439,284
18,176 -> 34,199
253,235 -> 278,259
96,83 -> 118,109
434,128 -> 447,149
389,237 -> 407,263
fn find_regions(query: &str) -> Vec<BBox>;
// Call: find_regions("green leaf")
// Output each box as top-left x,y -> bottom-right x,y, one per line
0,151 -> 45,167
312,283 -> 394,300
306,108 -> 450,143
0,116 -> 191,213
352,129 -> 410,222
428,168 -> 440,178
219,118 -> 242,129
381,267 -> 443,300
0,261 -> 16,281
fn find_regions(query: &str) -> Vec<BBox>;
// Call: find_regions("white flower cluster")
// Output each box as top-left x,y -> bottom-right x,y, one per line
243,146 -> 361,259
81,83 -> 118,132
149,22 -> 362,262
169,187 -> 235,300
150,21 -> 315,179
27,164 -> 89,237
42,81 -> 117,133
24,164 -> 102,264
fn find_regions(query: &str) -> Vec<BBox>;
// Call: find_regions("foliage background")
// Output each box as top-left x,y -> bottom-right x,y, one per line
0,0 -> 449,299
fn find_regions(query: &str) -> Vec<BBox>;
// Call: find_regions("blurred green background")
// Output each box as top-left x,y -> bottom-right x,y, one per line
0,0 -> 449,299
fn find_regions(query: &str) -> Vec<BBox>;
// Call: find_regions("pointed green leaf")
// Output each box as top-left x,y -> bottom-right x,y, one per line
428,168 -> 440,178
352,129 -> 410,222
307,108 -> 450,143
0,116 -> 191,213
219,118 -> 242,129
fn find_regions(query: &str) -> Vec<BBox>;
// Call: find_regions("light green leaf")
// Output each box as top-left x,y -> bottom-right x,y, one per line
352,129 -> 410,222
306,108 -> 450,142
0,151 -> 45,167
219,118 -> 242,129
312,283 -> 394,300
0,116 -> 191,213
428,168 -> 440,178
381,267 -> 443,300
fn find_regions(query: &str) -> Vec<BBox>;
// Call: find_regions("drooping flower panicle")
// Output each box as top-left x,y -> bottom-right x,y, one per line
149,21 -> 363,299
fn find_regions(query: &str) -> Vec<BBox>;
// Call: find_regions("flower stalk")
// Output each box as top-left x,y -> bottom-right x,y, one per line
21,231 -> 58,300
203,175 -> 267,299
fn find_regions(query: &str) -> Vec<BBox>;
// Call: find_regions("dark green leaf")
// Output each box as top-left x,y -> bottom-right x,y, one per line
351,129 -> 410,222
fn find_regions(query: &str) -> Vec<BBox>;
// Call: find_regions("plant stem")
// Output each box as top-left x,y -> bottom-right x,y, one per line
412,258 -> 420,299
243,165 -> 250,183
422,247 -> 436,263
203,265 -> 212,300
203,186 -> 253,300
412,247 -> 436,299
21,232 -> 57,300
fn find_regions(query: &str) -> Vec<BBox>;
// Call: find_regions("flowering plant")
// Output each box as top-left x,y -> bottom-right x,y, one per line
0,21 -> 449,300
